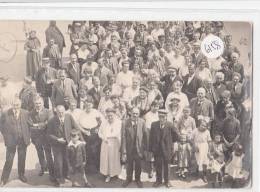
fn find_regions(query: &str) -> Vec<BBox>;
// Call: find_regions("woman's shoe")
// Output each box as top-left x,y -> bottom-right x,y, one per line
105,176 -> 111,183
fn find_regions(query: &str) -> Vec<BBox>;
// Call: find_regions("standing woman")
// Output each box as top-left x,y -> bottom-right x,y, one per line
99,108 -> 122,183
24,30 -> 41,80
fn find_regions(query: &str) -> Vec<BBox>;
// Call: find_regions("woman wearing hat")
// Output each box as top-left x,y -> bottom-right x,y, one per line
132,86 -> 150,117
98,107 -> 122,183
24,30 -> 42,80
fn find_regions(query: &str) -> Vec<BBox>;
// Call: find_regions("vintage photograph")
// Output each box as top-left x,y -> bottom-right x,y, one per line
0,20 -> 252,188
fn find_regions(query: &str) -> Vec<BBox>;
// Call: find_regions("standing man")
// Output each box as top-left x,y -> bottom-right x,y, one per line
46,105 -> 80,186
28,97 -> 55,180
0,98 -> 30,186
51,70 -> 78,110
35,57 -> 58,109
67,54 -> 81,88
149,109 -> 179,188
45,20 -> 66,56
121,107 -> 147,188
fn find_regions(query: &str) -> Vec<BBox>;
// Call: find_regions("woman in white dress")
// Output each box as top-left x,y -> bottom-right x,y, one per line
98,108 -> 122,182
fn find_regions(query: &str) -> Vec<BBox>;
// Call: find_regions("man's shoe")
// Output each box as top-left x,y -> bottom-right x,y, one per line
85,182 -> 95,188
39,169 -> 45,176
19,175 -> 27,183
0,180 -> 7,187
122,180 -> 131,188
153,181 -> 162,188
136,180 -> 143,188
165,182 -> 172,188
53,180 -> 60,187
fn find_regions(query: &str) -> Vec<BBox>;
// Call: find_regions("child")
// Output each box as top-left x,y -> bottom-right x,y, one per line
175,134 -> 192,179
225,144 -> 248,188
208,134 -> 225,188
177,106 -> 196,141
192,119 -> 212,183
67,129 -> 93,187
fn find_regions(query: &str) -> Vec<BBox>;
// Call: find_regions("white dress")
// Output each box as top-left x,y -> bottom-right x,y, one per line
192,129 -> 211,171
225,152 -> 244,178
99,118 -> 122,177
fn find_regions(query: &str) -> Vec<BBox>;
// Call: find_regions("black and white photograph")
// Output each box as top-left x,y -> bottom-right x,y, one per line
0,20 -> 252,189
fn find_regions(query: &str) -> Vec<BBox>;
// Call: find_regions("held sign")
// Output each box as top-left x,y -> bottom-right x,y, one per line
201,34 -> 224,58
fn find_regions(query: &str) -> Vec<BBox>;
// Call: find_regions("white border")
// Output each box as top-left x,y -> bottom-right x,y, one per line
0,2 -> 259,192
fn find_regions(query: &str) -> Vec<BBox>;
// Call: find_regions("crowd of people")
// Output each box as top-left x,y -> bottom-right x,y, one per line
0,20 -> 252,188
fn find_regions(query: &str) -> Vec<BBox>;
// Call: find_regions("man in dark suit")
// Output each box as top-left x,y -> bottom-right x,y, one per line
103,49 -> 120,75
46,105 -> 80,186
182,63 -> 203,100
87,76 -> 102,109
28,96 -> 54,180
190,87 -> 214,126
67,54 -> 81,88
121,107 -> 147,188
191,43 -> 206,67
35,57 -> 58,109
51,69 -> 78,109
0,98 -> 30,186
149,109 -> 179,188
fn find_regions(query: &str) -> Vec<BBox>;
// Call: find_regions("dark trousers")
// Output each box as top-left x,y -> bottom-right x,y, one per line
154,155 -> 169,183
52,145 -> 68,180
126,150 -> 142,181
34,142 -> 54,176
1,143 -> 27,182
42,96 -> 50,109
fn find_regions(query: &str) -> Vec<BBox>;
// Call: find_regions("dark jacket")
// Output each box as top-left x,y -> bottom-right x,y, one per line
87,87 -> 102,109
67,141 -> 86,169
0,109 -> 30,147
67,62 -> 81,87
46,114 -> 79,147
149,121 -> 179,161
121,118 -> 147,158
182,74 -> 203,100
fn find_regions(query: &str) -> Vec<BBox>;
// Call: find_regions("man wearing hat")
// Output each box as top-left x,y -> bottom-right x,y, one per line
156,34 -> 166,49
149,109 -> 179,188
160,65 -> 182,100
134,22 -> 149,46
42,38 -> 62,69
19,76 -> 37,111
35,57 -> 58,109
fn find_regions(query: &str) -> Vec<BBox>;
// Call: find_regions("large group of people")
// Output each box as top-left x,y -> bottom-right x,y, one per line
0,20 -> 252,188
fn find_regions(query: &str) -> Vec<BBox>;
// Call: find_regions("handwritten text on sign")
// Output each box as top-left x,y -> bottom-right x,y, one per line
201,34 -> 224,59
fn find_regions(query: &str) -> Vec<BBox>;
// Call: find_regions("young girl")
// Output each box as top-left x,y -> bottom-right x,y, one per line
175,134 -> 192,179
225,144 -> 248,188
208,134 -> 225,188
67,129 -> 93,187
192,119 -> 212,183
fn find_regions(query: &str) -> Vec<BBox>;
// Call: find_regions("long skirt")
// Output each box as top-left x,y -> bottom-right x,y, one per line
26,50 -> 41,79
100,138 -> 121,177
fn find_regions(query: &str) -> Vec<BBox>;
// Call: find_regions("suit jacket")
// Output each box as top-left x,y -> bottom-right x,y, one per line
28,108 -> 53,144
67,62 -> 81,86
0,109 -> 30,147
67,141 -> 86,169
160,75 -> 182,99
191,52 -> 206,67
226,81 -> 245,104
46,114 -> 79,147
121,118 -> 147,158
35,67 -> 57,96
104,57 -> 120,75
51,78 -> 78,107
94,67 -> 112,87
149,121 -> 179,161
45,26 -> 66,51
190,97 -> 214,124
182,74 -> 203,100
87,87 -> 102,109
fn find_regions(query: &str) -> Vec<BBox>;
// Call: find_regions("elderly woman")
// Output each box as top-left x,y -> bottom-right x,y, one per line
229,52 -> 244,82
24,30 -> 42,80
213,72 -> 227,100
147,80 -> 164,107
98,108 -> 122,183
131,86 -> 150,117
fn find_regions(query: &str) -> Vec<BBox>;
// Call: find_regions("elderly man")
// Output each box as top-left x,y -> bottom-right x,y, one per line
51,69 -> 78,109
190,87 -> 214,126
28,96 -> 54,180
121,107 -> 148,188
94,58 -> 113,87
42,39 -> 62,69
0,98 -> 30,186
149,109 -> 179,188
47,105 -> 80,186
35,57 -> 58,109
